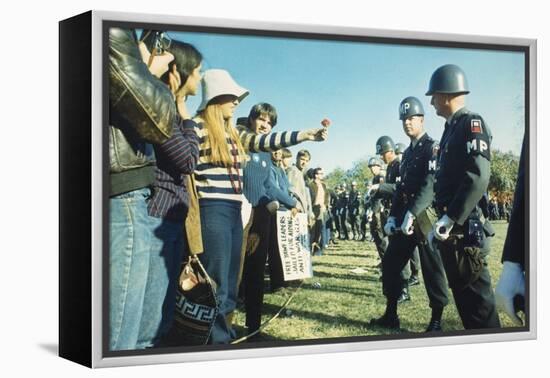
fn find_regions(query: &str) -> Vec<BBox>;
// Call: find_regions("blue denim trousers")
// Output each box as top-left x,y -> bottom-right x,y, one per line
109,187 -> 153,351
198,199 -> 243,344
136,216 -> 186,349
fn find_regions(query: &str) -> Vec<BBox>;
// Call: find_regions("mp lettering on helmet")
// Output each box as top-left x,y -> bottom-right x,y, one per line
400,102 -> 410,115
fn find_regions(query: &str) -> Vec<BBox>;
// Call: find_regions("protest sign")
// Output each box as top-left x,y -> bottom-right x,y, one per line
276,211 -> 313,280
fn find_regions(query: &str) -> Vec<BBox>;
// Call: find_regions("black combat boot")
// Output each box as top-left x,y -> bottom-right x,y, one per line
425,307 -> 443,332
370,299 -> 400,329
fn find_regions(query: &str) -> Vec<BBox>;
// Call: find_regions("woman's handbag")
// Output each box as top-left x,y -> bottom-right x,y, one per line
163,174 -> 218,346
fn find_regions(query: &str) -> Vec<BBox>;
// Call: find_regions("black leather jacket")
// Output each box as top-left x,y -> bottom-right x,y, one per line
108,28 -> 175,196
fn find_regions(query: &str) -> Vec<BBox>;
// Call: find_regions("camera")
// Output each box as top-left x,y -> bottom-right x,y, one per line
141,30 -> 172,56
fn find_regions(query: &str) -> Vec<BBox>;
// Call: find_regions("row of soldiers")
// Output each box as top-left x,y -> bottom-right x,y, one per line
328,151 -> 401,243
332,64 -> 504,332
488,198 -> 512,221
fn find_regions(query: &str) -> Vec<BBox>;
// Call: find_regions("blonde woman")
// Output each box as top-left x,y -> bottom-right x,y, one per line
193,69 -> 328,343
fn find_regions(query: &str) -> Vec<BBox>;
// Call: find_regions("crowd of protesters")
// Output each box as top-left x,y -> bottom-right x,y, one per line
108,28 -> 524,350
108,28 -> 331,349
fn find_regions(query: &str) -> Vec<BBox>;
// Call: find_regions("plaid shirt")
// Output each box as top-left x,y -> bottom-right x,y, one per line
147,117 -> 200,222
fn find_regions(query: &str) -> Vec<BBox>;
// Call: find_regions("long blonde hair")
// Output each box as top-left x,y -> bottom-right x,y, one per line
199,104 -> 247,167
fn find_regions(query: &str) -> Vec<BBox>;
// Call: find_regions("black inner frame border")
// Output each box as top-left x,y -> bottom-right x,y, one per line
101,18 -> 531,359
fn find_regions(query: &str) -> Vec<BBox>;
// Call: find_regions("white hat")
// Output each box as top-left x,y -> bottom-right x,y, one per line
197,69 -> 249,112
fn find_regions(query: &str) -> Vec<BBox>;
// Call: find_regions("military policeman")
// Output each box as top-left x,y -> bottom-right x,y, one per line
427,64 -> 500,329
361,159 -> 384,241
370,136 -> 413,300
396,139 -> 421,286
363,157 -> 386,253
395,138 -> 420,287
370,97 -> 449,331
329,185 -> 341,243
395,142 -> 407,163
338,182 -> 350,240
348,181 -> 362,240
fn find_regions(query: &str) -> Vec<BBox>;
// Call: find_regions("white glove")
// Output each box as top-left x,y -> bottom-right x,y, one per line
384,216 -> 397,236
266,200 -> 280,214
433,215 -> 455,241
370,184 -> 380,192
366,209 -> 373,222
495,261 -> 525,325
400,211 -> 415,235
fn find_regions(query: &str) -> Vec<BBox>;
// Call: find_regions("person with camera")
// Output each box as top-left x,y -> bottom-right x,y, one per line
426,64 -> 500,329
108,28 -> 176,351
370,97 -> 449,331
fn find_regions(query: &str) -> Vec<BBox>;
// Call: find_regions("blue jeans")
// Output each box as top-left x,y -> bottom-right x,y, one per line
136,216 -> 186,349
198,199 -> 243,344
109,187 -> 153,351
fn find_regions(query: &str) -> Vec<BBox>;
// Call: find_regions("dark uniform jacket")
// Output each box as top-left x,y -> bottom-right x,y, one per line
364,174 -> 385,213
348,190 -> 361,215
434,107 -> 492,225
376,159 -> 401,208
337,190 -> 349,214
390,133 -> 437,221
330,191 -> 341,217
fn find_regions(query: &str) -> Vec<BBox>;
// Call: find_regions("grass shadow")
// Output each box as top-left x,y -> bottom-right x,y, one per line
261,303 -> 406,337
297,284 -> 377,297
323,252 -> 374,259
313,270 -> 381,282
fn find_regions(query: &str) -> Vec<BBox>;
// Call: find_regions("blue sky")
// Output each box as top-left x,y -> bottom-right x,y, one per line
166,30 -> 525,173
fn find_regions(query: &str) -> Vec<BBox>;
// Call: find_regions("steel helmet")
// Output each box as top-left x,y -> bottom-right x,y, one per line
426,64 -> 470,96
376,136 -> 395,155
368,157 -> 382,167
395,143 -> 407,155
399,96 -> 425,120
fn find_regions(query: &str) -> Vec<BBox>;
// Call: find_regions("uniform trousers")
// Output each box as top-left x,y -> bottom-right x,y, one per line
339,209 -> 349,239
382,232 -> 449,309
435,235 -> 501,329
370,211 -> 387,260
348,211 -> 361,239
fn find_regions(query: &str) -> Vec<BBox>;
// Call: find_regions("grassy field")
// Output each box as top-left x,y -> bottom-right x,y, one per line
232,220 -> 516,342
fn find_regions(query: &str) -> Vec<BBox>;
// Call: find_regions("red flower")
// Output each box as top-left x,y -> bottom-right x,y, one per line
321,118 -> 331,127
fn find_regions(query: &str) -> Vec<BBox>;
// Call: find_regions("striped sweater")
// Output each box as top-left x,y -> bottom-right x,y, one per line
193,121 -> 300,202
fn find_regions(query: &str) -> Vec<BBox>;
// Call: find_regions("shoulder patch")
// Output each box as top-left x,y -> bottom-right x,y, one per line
471,119 -> 483,133
428,142 -> 439,173
432,142 -> 440,157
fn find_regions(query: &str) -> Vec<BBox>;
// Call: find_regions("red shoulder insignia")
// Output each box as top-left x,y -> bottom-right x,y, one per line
471,119 -> 483,133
